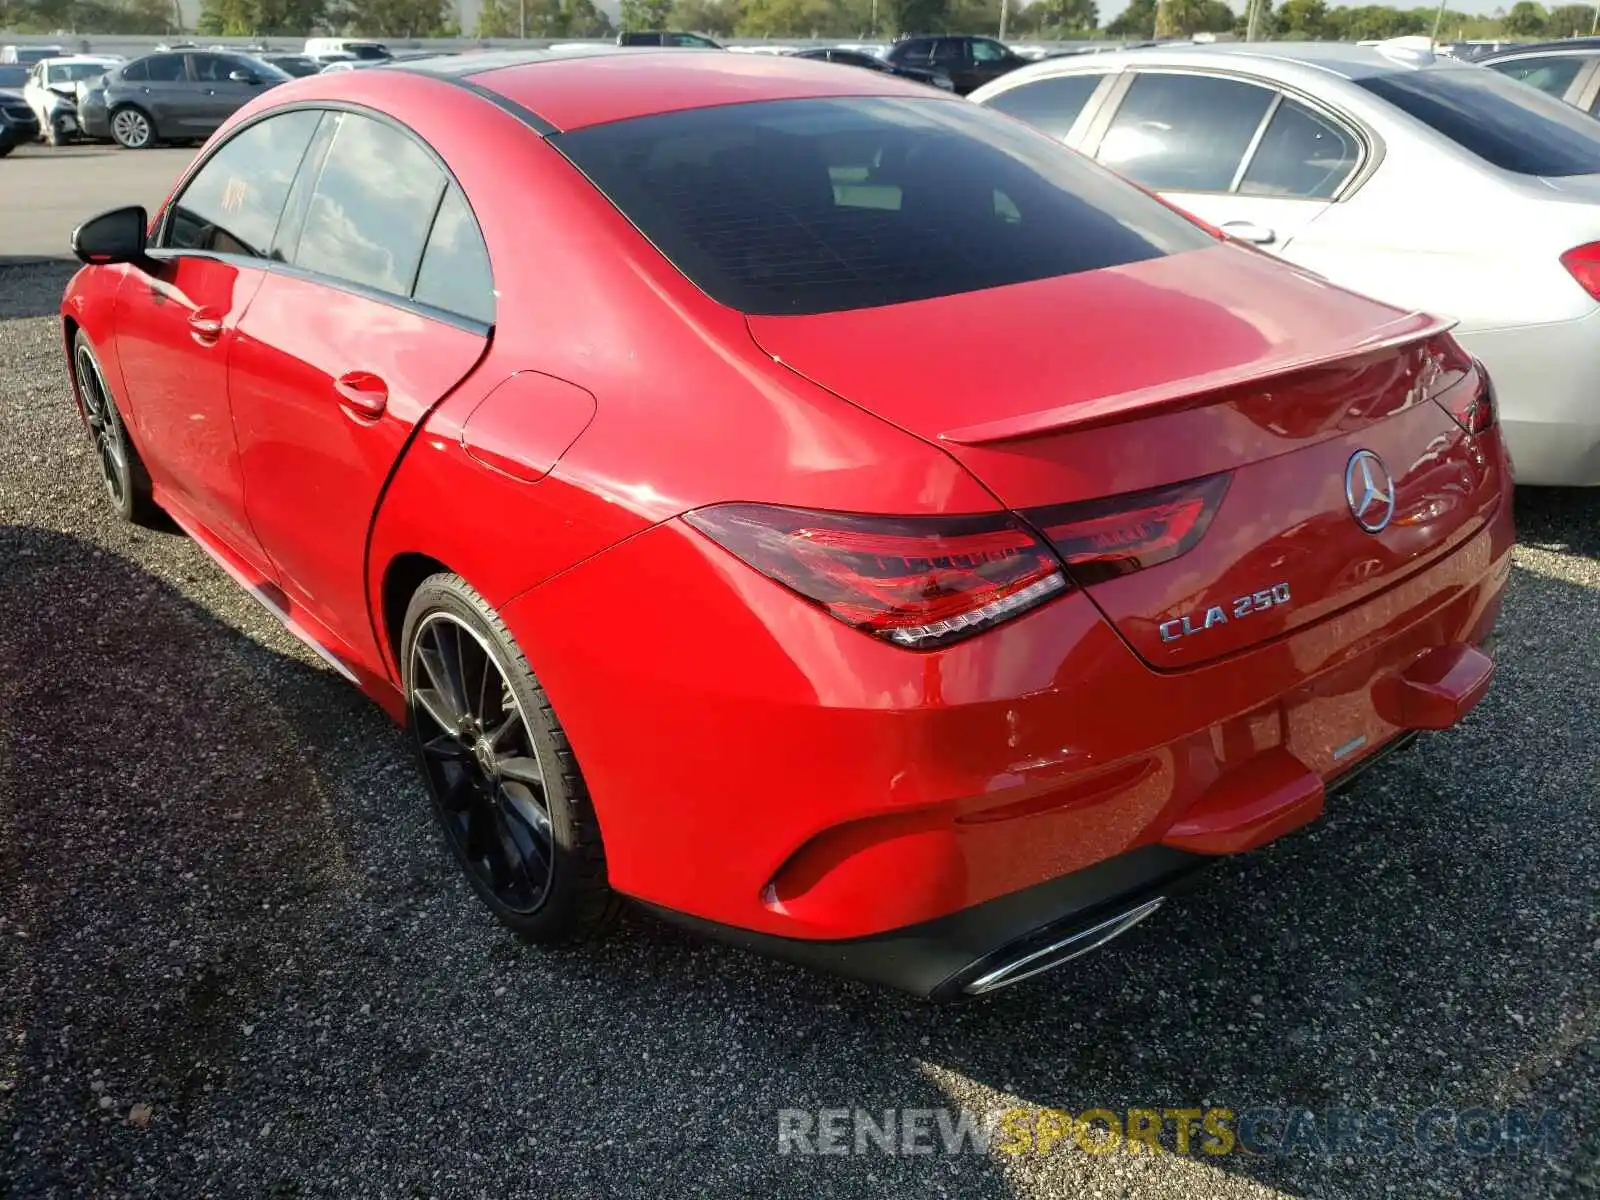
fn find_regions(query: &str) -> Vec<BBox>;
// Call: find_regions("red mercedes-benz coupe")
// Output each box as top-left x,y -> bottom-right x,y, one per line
60,48 -> 1513,999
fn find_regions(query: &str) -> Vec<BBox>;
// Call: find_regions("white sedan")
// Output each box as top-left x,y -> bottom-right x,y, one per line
970,38 -> 1600,486
23,55 -> 120,144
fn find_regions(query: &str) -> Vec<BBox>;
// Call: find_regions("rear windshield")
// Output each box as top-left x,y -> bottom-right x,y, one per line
553,96 -> 1214,315
1358,67 -> 1600,177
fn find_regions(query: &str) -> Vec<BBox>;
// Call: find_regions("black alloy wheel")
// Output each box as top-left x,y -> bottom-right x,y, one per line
70,332 -> 156,524
402,575 -> 618,942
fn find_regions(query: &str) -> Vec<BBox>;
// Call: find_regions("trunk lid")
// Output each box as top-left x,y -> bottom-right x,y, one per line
746,243 -> 1503,670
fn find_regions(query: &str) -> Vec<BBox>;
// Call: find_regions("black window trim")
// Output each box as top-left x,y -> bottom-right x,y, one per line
1082,66 -> 1377,202
149,98 -> 497,334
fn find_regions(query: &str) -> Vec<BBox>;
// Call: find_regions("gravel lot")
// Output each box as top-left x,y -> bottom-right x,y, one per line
0,249 -> 1596,1200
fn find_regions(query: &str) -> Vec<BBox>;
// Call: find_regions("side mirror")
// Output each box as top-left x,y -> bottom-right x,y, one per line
71,205 -> 150,267
228,69 -> 258,83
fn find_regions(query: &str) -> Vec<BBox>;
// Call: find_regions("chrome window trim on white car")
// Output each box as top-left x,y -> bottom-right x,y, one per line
998,63 -> 1382,205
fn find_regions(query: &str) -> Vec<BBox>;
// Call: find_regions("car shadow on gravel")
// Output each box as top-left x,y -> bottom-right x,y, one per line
1,485 -> 1596,1200
0,523 -> 1010,1198
0,262 -> 76,320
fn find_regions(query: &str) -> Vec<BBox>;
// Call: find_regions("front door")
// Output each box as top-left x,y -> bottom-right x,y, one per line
114,255 -> 268,560
188,52 -> 260,134
111,106 -> 325,569
229,111 -> 491,663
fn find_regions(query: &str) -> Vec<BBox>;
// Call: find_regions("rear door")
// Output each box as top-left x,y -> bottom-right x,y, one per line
1088,70 -> 1361,253
132,52 -> 193,136
229,110 -> 491,663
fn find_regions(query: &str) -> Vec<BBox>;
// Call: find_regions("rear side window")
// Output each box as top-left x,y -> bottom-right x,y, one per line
554,96 -> 1213,316
892,39 -> 935,64
1099,72 -> 1275,192
985,74 -> 1104,140
1358,67 -> 1600,176
143,54 -> 186,82
290,112 -> 446,296
1238,98 -> 1361,199
1483,54 -> 1588,98
412,184 -> 495,324
163,109 -> 322,257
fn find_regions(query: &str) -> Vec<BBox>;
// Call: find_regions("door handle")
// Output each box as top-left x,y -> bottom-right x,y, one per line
188,309 -> 223,345
1221,220 -> 1277,246
334,371 -> 388,420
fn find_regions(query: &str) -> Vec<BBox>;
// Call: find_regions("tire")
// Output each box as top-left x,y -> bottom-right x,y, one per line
70,330 -> 158,526
0,144 -> 13,158
109,105 -> 154,149
401,574 -> 620,944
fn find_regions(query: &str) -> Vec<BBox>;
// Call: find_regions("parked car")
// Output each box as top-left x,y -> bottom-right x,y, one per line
260,53 -> 322,78
786,46 -> 953,90
302,38 -> 392,61
0,64 -> 27,90
884,34 -> 1030,94
1,44 -> 65,65
1477,38 -> 1600,114
78,51 -> 290,149
24,55 -> 122,145
61,48 -> 1512,998
615,31 -> 723,48
0,80 -> 39,154
970,39 -> 1600,485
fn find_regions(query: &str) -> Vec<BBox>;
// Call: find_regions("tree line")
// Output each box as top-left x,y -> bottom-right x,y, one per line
0,0 -> 1584,53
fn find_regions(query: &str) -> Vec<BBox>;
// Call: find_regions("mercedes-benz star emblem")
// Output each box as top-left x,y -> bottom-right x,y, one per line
1345,450 -> 1395,534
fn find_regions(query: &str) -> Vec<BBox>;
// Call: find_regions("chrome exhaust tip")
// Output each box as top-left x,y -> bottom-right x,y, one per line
960,897 -> 1166,996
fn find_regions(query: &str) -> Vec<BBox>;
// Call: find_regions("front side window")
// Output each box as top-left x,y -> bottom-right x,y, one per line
554,95 -> 1213,316
1359,66 -> 1600,176
984,74 -> 1104,140
289,111 -> 446,296
1238,98 -> 1361,199
119,58 -> 148,82
163,109 -> 322,258
1483,54 -> 1588,98
1099,72 -> 1275,192
971,38 -> 1010,63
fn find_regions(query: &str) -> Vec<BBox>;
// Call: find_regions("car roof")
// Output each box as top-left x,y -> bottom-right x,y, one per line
1477,38 -> 1600,59
384,45 -> 934,131
988,39 -> 1483,84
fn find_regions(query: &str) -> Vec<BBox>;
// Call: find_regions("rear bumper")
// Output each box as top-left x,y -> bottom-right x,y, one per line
1457,316 -> 1600,486
502,464 -> 1515,964
646,732 -> 1423,1000
78,101 -> 108,139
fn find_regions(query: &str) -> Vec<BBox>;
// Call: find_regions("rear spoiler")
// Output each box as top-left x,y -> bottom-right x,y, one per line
939,311 -> 1458,446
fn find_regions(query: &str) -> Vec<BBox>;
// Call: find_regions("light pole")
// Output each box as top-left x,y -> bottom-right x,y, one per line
999,0 -> 1009,40
519,0 -> 526,38
1430,0 -> 1447,44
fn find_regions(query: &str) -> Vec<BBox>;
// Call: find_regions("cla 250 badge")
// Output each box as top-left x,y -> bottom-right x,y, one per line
1159,582 -> 1292,643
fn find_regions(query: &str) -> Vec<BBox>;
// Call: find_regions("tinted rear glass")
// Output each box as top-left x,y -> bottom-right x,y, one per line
1358,67 -> 1600,176
554,96 -> 1213,315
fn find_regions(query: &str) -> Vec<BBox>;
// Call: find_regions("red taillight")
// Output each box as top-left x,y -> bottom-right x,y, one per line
683,504 -> 1068,649
1560,241 -> 1600,300
1024,474 -> 1230,587
1429,357 -> 1497,435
